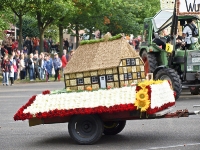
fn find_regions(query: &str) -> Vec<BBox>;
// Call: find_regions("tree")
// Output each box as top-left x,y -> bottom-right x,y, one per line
1,0 -> 33,50
30,0 -> 73,52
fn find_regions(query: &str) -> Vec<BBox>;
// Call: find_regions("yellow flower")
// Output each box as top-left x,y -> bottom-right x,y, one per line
153,80 -> 164,84
135,99 -> 150,112
136,89 -> 149,101
138,82 -> 148,89
135,89 -> 150,112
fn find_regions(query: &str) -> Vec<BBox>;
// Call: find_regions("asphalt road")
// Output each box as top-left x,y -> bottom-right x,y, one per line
0,82 -> 200,150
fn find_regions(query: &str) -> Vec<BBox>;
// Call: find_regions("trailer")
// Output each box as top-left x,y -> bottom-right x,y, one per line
13,79 -> 200,145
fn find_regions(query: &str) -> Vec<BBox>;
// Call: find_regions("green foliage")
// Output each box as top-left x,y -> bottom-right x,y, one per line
0,0 -> 161,44
80,34 -> 122,45
16,16 -> 39,38
0,8 -> 16,39
44,25 -> 59,42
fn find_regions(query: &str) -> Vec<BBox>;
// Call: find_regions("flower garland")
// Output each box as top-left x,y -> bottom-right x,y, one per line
14,80 -> 175,121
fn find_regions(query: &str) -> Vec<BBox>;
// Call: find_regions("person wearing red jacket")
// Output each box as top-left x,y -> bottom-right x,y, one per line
61,49 -> 68,77
1,55 -> 11,86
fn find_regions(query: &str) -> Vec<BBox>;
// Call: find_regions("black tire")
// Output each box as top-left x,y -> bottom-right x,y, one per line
141,50 -> 157,74
103,121 -> 126,135
155,68 -> 182,100
190,87 -> 200,95
68,115 -> 103,145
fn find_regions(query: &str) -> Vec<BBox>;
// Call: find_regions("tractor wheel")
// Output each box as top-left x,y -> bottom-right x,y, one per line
103,121 -> 126,135
68,115 -> 103,145
155,68 -> 182,100
189,86 -> 200,95
141,51 -> 157,75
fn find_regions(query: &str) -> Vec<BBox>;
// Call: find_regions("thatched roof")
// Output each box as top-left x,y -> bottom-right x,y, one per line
64,38 -> 139,74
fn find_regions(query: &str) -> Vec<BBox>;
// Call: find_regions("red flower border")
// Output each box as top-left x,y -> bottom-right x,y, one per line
14,87 -> 175,121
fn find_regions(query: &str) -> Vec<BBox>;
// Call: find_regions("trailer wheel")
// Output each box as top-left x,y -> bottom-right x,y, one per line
68,115 -> 103,145
103,121 -> 126,135
155,68 -> 182,100
190,86 -> 200,95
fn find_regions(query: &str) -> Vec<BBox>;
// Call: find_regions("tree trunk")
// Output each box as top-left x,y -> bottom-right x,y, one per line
99,30 -> 102,39
89,28 -> 93,40
75,24 -> 79,49
18,14 -> 23,51
39,28 -> 44,53
59,25 -> 63,57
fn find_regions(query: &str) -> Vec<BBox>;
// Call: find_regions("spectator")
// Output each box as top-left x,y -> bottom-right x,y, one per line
24,53 -> 29,79
61,49 -> 68,77
24,37 -> 31,54
19,54 -> 26,80
48,38 -> 53,52
64,38 -> 69,52
15,53 -> 21,80
1,45 -> 7,59
38,53 -> 45,80
22,46 -> 28,54
33,37 -> 40,53
44,54 -> 53,82
9,64 -> 14,86
1,55 -> 11,86
33,54 -> 40,80
27,53 -> 35,81
34,50 -> 39,58
68,40 -> 73,52
13,60 -> 18,80
53,53 -> 62,81
44,38 -> 49,53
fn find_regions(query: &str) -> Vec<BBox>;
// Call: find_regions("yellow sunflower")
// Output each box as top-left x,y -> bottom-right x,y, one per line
135,99 -> 150,112
136,89 -> 149,101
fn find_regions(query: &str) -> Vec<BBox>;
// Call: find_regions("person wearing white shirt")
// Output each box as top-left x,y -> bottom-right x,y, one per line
182,19 -> 198,49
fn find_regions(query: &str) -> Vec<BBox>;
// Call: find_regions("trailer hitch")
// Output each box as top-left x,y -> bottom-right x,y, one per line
164,109 -> 189,118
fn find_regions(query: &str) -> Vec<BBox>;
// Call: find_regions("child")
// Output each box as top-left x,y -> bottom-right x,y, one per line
9,65 -> 14,85
13,61 -> 18,80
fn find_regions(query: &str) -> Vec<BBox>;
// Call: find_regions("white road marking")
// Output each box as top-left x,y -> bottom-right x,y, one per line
138,143 -> 200,150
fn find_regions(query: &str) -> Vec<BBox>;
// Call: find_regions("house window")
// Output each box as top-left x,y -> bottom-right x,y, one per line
124,73 -> 128,80
107,75 -> 114,81
91,76 -> 98,83
126,59 -> 131,65
77,78 -> 84,85
131,58 -> 136,66
137,72 -> 141,78
128,73 -> 132,79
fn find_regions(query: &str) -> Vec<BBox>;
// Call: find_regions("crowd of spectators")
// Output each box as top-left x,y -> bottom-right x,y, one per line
0,36 -> 75,86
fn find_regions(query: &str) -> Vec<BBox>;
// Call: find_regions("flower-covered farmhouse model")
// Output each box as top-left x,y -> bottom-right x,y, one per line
64,36 -> 146,91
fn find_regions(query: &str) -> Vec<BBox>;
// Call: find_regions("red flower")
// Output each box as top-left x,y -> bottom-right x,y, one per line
174,91 -> 176,98
136,86 -> 142,92
42,90 -> 50,95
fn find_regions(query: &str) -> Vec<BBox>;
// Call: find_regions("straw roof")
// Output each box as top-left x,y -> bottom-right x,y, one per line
64,38 -> 139,74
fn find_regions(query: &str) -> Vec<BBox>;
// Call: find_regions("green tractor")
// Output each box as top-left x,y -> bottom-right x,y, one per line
140,8 -> 200,100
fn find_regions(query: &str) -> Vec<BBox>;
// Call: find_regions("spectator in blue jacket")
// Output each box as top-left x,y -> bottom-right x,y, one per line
44,54 -> 53,82
53,53 -> 62,81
